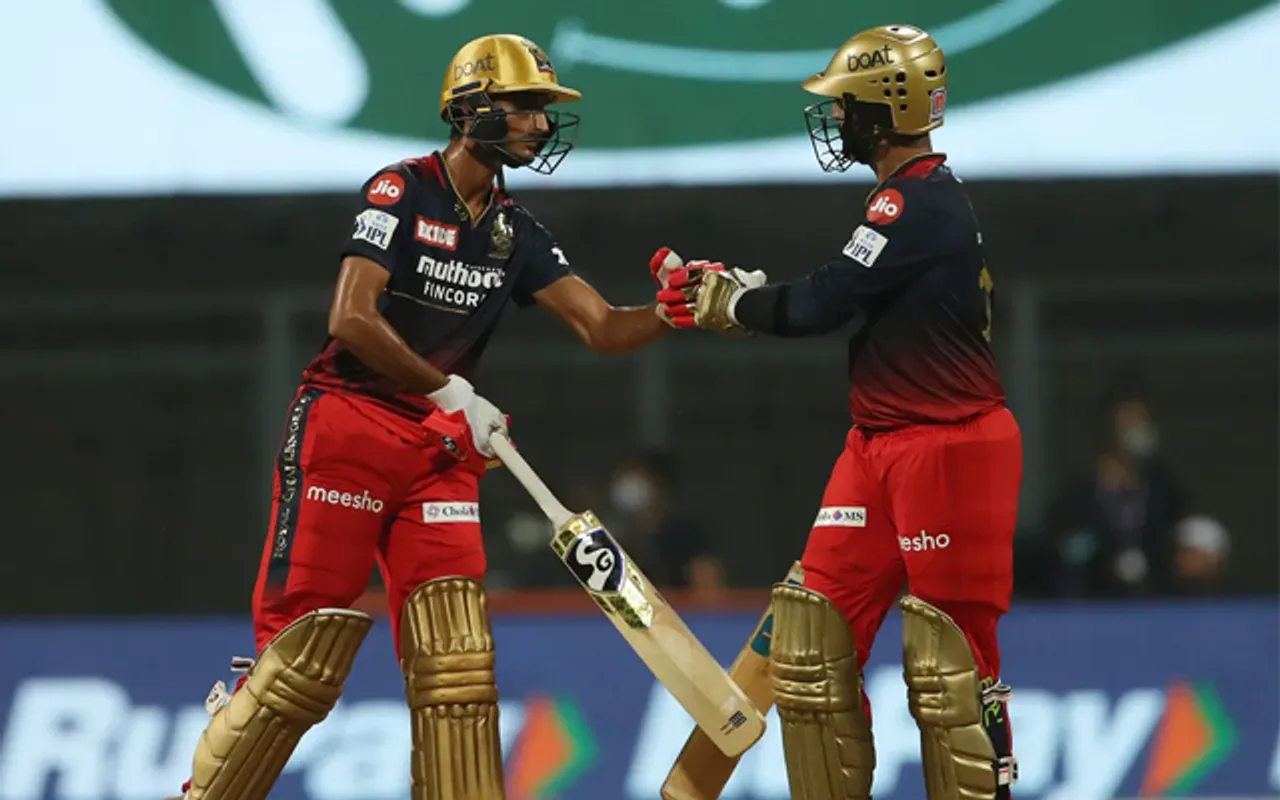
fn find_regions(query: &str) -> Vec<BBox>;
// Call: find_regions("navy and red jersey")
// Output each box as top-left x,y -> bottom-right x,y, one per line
302,152 -> 570,417
738,153 -> 1004,430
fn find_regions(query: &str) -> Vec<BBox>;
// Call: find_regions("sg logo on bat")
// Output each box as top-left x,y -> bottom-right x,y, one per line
568,529 -> 625,592
552,512 -> 655,630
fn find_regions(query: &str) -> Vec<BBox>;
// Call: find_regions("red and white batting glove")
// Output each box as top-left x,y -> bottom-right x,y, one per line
649,246 -> 684,289
656,260 -> 725,328
651,247 -> 698,328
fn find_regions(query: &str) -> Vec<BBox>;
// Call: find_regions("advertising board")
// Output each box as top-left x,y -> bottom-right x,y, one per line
0,603 -> 1275,799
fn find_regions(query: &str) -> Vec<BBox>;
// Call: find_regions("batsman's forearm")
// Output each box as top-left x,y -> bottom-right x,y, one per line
330,314 -> 450,394
734,282 -> 851,338
588,304 -> 668,354
733,285 -> 786,335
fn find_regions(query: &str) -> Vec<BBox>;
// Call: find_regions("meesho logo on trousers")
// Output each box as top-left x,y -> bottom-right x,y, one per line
899,530 -> 950,551
305,485 -> 384,513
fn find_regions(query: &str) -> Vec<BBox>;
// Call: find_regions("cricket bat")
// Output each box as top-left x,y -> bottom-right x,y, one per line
489,432 -> 766,758
660,561 -> 805,800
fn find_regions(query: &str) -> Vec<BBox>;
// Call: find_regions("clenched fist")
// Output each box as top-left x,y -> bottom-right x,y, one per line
653,260 -> 768,333
656,260 -> 726,328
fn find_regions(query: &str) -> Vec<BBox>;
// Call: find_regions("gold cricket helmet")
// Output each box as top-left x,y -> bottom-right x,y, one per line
802,25 -> 948,172
439,33 -> 581,113
440,34 -> 582,174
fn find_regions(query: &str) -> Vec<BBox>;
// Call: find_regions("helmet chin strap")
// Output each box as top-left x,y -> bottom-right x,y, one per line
472,136 -> 535,172
465,138 -> 506,168
460,141 -> 511,194
488,142 -> 527,169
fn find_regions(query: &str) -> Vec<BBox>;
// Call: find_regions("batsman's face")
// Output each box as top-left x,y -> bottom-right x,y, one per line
495,93 -> 554,158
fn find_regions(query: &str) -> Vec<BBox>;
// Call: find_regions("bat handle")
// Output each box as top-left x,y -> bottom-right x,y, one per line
488,432 -> 573,528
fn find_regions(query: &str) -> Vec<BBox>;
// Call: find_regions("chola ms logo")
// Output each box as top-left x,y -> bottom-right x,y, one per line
98,0 -> 1254,148
899,530 -> 950,551
422,502 -> 479,523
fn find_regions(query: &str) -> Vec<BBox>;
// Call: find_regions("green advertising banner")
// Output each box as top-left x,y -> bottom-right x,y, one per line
1,0 -> 1277,196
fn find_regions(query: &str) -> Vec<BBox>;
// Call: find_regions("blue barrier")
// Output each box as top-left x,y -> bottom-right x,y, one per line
0,602 -> 1275,800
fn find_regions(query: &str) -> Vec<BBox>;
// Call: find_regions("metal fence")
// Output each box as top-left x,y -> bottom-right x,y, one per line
0,270 -> 1275,610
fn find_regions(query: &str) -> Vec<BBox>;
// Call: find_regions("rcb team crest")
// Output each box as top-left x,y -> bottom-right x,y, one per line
489,211 -> 514,260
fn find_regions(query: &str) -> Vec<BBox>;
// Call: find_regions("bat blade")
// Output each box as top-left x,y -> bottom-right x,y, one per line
661,561 -> 804,800
551,511 -> 767,758
485,433 -> 765,759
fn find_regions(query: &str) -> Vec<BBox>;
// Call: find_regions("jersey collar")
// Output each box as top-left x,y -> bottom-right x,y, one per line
434,150 -> 497,228
865,152 -> 947,204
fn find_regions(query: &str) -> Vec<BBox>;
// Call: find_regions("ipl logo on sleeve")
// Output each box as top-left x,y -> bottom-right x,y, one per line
353,209 -> 399,250
843,225 -> 889,267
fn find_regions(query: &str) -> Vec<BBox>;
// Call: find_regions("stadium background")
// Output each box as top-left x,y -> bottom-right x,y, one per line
0,1 -> 1276,798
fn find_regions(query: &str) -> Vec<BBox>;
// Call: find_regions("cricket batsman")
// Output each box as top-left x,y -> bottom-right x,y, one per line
169,33 -> 682,800
658,25 -> 1021,800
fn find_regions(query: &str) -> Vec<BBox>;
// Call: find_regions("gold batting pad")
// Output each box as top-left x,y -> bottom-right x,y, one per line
185,608 -> 372,800
769,584 -> 874,800
901,595 -> 1007,800
401,577 -> 505,800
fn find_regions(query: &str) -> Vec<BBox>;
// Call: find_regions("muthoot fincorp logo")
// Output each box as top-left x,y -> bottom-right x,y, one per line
417,254 -> 504,309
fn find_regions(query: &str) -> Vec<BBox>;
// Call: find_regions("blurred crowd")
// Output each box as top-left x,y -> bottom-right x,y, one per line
486,384 -> 1234,601
487,450 -> 730,601
1015,385 -> 1231,599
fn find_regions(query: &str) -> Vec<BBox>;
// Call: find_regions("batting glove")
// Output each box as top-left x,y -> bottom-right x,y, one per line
649,246 -> 684,289
657,260 -> 726,328
650,247 -> 689,328
426,375 -> 508,458
693,267 -> 768,334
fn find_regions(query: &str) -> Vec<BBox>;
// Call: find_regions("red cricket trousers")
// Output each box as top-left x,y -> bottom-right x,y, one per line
252,386 -> 489,658
800,405 -> 1022,694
